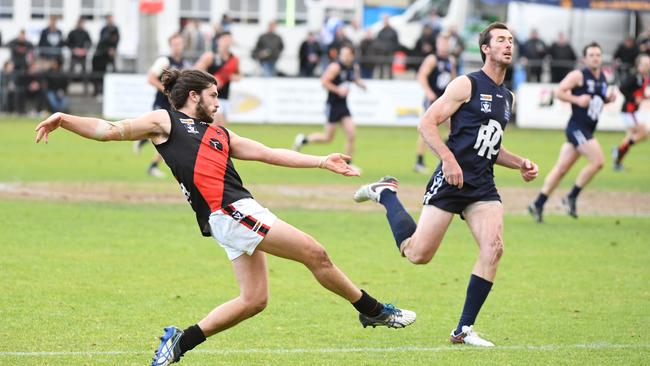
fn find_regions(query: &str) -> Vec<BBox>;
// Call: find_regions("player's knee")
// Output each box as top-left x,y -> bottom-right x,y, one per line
407,249 -> 433,265
481,237 -> 504,263
304,241 -> 333,270
408,254 -> 432,265
592,159 -> 604,171
241,293 -> 268,315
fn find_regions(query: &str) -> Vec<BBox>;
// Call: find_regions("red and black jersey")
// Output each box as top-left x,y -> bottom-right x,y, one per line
620,73 -> 649,113
207,53 -> 238,100
155,110 -> 252,236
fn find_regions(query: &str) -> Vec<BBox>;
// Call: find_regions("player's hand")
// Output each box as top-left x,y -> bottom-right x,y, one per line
442,157 -> 463,189
35,112 -> 63,144
520,158 -> 538,182
574,94 -> 592,108
320,153 -> 360,177
337,86 -> 350,97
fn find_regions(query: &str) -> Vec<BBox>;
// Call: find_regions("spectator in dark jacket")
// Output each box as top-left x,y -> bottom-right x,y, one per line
414,24 -> 437,68
99,14 -> 120,71
376,14 -> 399,79
252,21 -> 284,77
92,26 -> 119,96
615,36 -> 640,82
67,17 -> 92,74
548,32 -> 576,82
38,15 -> 65,63
8,30 -> 34,72
299,32 -> 321,77
359,30 -> 377,79
45,58 -> 69,113
522,29 -> 547,82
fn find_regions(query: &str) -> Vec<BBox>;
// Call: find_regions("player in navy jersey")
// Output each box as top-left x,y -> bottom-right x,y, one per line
354,23 -> 538,347
414,32 -> 456,174
529,42 -> 615,222
293,44 -> 366,170
35,69 -> 415,366
612,54 -> 649,171
135,33 -> 191,178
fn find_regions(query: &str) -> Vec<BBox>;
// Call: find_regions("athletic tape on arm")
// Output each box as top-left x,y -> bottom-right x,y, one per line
93,120 -> 134,141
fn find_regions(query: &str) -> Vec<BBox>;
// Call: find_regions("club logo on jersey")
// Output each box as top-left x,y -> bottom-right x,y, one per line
586,79 -> 595,93
473,119 -> 503,159
480,94 -> 492,113
179,118 -> 199,134
209,137 -> 223,151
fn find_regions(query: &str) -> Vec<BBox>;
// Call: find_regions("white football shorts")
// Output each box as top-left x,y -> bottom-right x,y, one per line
209,198 -> 277,260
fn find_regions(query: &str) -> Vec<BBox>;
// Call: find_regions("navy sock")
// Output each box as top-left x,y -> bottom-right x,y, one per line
302,136 -> 309,145
379,190 -> 417,250
149,161 -> 159,169
568,185 -> 582,199
534,193 -> 548,208
416,154 -> 424,165
455,274 -> 493,335
178,324 -> 206,355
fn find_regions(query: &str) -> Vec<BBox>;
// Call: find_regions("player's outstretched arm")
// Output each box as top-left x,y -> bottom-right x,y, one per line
228,130 -> 359,177
35,110 -> 170,144
419,75 -> 471,188
496,146 -> 538,182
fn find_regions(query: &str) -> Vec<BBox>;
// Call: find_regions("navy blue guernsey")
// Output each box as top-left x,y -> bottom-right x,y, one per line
428,57 -> 453,96
441,70 -> 513,186
567,68 -> 608,132
327,61 -> 355,104
153,56 -> 188,110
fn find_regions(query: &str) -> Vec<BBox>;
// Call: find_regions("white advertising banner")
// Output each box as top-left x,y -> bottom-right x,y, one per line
516,82 -> 650,131
103,74 -> 424,126
103,74 -> 157,119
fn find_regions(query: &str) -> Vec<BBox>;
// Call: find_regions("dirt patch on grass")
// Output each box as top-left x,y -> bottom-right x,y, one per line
1,181 -> 649,216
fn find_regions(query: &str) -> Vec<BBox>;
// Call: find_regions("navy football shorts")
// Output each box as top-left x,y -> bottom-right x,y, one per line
565,124 -> 595,147
326,102 -> 351,123
423,170 -> 501,217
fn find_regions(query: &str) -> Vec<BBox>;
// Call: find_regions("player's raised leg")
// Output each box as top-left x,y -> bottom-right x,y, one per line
295,123 -> 337,151
450,201 -> 503,347
257,219 -> 416,328
354,176 -> 453,264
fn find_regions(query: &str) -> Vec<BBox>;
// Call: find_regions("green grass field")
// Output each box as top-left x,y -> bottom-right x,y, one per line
1,118 -> 649,365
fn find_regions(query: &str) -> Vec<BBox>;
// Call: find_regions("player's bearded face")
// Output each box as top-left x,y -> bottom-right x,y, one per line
196,96 -> 215,123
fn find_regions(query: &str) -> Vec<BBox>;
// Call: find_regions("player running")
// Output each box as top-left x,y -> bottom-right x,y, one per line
353,23 -> 538,347
134,33 -> 190,178
612,54 -> 649,171
35,69 -> 415,366
194,31 -> 240,127
414,32 -> 456,174
293,44 -> 366,170
529,42 -> 615,222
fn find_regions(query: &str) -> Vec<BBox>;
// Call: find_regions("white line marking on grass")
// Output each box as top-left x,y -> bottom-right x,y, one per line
2,343 -> 649,357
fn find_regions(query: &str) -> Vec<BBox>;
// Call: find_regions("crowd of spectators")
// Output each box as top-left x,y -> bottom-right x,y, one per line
0,14 -> 119,115
3,10 -> 646,115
